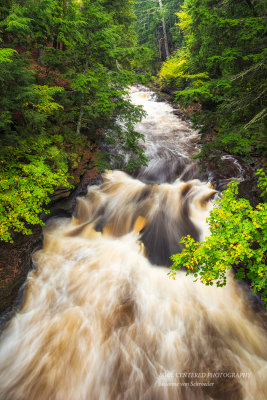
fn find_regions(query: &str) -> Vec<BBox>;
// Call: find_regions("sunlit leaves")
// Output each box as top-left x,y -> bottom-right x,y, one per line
0,135 -> 72,242
170,173 -> 267,307
0,48 -> 17,63
0,0 -> 148,244
159,0 -> 266,158
24,85 -> 64,114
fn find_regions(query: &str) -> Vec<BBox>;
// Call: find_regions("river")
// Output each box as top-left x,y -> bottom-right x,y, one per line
0,86 -> 266,400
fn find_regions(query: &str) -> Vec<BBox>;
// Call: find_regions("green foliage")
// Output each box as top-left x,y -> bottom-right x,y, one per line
160,48 -> 188,84
1,4 -> 32,35
24,85 -> 64,114
134,0 -> 184,71
170,173 -> 267,307
0,135 -> 72,242
0,0 -> 147,242
256,169 -> 267,198
0,48 -> 17,63
159,0 -> 267,158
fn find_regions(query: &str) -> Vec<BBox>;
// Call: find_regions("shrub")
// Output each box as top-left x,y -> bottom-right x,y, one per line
0,135 -> 72,242
170,172 -> 267,307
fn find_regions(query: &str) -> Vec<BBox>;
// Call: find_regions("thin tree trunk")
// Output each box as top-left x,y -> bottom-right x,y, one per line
37,48 -> 45,67
76,102 -> 84,135
244,0 -> 256,16
159,38 -> 163,60
77,54 -> 89,135
158,0 -> 169,59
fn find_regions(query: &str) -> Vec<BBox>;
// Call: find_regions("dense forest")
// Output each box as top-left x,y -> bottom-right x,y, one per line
0,3 -> 267,398
0,0 -> 266,301
0,0 -> 147,242
134,0 -> 266,161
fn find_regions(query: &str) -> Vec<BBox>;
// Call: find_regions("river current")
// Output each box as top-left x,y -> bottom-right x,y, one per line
0,86 -> 266,400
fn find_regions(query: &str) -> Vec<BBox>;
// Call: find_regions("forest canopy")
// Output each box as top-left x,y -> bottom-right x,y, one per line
134,0 -> 266,160
0,0 -> 147,242
133,0 -> 266,303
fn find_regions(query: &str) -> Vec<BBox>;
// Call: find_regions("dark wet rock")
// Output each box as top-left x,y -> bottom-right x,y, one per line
149,83 -> 263,200
205,151 -> 255,193
238,177 -> 260,208
172,109 -> 188,122
41,172 -> 102,222
147,82 -> 176,103
135,158 -> 208,185
158,86 -> 176,96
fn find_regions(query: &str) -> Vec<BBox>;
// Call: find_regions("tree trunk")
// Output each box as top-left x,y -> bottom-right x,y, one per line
158,0 -> 169,59
159,38 -> 163,60
76,102 -> 84,135
37,48 -> 45,67
244,0 -> 256,16
76,54 -> 89,135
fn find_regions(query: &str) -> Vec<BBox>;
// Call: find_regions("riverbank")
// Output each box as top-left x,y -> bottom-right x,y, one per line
1,84 -> 265,321
0,145 -> 101,320
147,80 -> 265,205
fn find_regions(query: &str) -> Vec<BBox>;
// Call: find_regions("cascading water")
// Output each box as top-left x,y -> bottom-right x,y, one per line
130,86 -> 202,184
0,86 -> 266,400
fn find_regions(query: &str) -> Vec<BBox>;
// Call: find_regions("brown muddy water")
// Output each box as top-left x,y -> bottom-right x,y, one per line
0,86 -> 266,400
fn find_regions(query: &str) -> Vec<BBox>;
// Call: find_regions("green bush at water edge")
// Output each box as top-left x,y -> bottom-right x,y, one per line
170,170 -> 267,307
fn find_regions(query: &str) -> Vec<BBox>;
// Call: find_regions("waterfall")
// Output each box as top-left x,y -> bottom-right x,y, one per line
0,86 -> 266,400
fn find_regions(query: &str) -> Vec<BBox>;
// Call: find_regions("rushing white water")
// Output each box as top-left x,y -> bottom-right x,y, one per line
0,86 -> 266,400
129,86 -> 203,185
130,86 -> 200,160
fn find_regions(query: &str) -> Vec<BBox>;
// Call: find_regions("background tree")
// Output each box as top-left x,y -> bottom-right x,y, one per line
0,0 -> 147,242
159,0 -> 267,160
134,0 -> 184,70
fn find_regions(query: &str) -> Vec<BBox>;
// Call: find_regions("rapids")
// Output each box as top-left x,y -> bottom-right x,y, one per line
0,86 -> 266,400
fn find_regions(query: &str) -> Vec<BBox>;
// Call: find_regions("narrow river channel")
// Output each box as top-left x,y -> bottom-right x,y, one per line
0,86 -> 266,400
